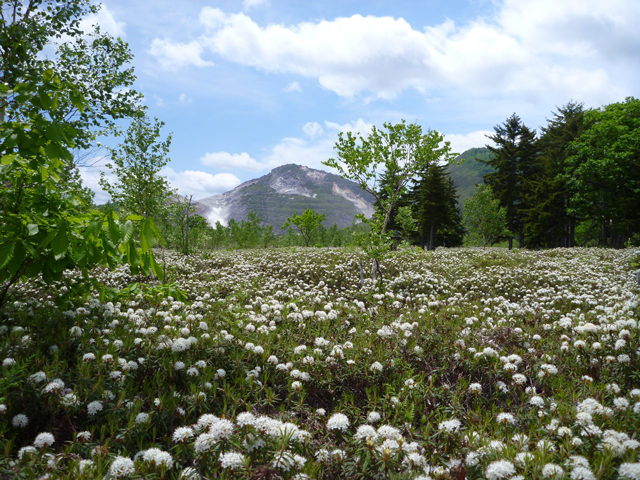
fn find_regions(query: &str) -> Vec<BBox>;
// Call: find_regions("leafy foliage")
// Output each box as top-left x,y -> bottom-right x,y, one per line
483,114 -> 538,248
282,209 -> 326,247
463,184 -> 511,247
0,76 -> 164,308
99,115 -> 175,220
564,97 -> 640,248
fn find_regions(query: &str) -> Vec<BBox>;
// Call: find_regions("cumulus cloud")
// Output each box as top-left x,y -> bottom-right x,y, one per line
79,164 -> 240,204
283,81 -> 302,92
199,118 -> 373,176
161,168 -> 241,199
80,5 -> 126,37
149,38 -> 213,70
150,1 -> 638,104
303,121 -> 323,138
444,130 -> 495,157
200,151 -> 279,171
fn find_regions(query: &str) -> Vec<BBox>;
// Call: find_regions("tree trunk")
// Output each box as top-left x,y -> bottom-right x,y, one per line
428,222 -> 435,251
184,195 -> 193,254
508,237 -> 513,250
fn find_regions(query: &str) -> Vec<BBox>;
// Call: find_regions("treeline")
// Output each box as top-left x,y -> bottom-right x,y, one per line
478,99 -> 640,249
97,203 -> 368,251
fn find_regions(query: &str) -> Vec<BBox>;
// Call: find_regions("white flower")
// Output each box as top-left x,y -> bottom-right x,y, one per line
619,463 -> 640,480
370,361 -> 383,372
367,411 -> 381,423
327,413 -> 349,432
485,460 -> 516,480
173,427 -> 194,442
219,451 -> 245,470
468,383 -> 482,393
438,419 -> 462,433
541,463 -> 564,478
135,413 -> 150,424
316,408 -> 326,417
236,412 -> 256,427
512,374 -> 527,385
497,413 -> 516,425
377,425 -> 400,439
354,425 -> 378,441
18,446 -> 37,460
529,396 -> 545,407
29,371 -> 47,383
12,414 -> 28,428
33,432 -> 55,448
109,456 -> 135,478
87,401 -> 103,416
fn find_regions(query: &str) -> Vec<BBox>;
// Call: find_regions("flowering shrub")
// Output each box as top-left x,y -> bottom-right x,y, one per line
0,247 -> 638,478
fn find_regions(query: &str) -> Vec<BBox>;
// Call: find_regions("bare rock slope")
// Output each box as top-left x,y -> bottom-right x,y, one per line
195,164 -> 375,229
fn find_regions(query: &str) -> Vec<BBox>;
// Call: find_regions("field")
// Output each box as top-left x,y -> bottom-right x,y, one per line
1,247 -> 639,480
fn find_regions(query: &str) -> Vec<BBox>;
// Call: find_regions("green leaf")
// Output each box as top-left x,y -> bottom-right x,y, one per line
1,154 -> 17,166
38,89 -> 53,109
121,220 -> 134,243
46,124 -> 62,143
107,213 -> 120,245
26,224 -> 39,236
126,214 -> 144,221
150,251 -> 164,282
5,243 -> 25,277
51,223 -> 69,256
0,242 -> 16,270
128,238 -> 139,274
69,89 -> 85,112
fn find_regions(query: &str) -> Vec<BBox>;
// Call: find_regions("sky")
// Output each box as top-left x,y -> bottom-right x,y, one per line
78,0 -> 640,203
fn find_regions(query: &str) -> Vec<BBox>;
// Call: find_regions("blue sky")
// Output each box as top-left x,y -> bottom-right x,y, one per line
80,0 -> 640,203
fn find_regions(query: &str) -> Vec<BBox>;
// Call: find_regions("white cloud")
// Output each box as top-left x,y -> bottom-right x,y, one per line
179,93 -> 191,104
261,136 -> 337,172
444,130 -> 495,156
243,0 -> 269,11
283,81 -> 302,92
79,166 -> 113,205
80,5 -> 126,37
200,151 -> 279,171
325,118 -> 374,137
303,121 -> 323,138
150,1 -> 639,104
149,38 -> 214,70
79,164 -> 240,204
161,168 -> 241,199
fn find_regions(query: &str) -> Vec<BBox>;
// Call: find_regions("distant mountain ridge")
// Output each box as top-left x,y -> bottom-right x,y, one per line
446,147 -> 495,209
195,164 -> 375,230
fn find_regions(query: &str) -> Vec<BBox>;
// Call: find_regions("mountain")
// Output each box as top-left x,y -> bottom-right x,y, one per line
445,147 -> 495,209
195,164 -> 375,229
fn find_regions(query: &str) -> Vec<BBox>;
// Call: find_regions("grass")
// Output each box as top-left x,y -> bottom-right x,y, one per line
0,246 -> 639,479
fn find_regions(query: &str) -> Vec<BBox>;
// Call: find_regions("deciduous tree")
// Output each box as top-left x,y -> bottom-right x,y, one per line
282,209 -> 326,247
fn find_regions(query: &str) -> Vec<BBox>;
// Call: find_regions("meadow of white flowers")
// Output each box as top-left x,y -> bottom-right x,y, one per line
0,247 -> 639,479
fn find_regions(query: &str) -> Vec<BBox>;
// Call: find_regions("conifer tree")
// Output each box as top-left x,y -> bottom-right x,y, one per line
482,114 -> 538,249
523,102 -> 585,247
411,163 -> 463,250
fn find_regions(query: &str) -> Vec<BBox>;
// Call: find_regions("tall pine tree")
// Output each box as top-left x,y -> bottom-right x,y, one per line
523,102 -> 585,248
410,163 -> 463,250
483,114 -> 538,249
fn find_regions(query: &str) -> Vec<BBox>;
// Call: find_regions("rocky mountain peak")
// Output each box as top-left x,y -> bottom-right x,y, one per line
195,164 -> 375,230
